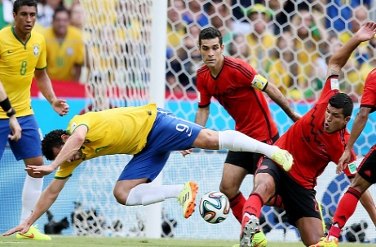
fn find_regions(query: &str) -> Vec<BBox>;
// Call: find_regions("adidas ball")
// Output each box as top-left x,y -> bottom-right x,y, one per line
199,191 -> 230,224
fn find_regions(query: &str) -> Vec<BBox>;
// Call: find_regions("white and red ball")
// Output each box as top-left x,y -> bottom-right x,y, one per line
199,191 -> 230,224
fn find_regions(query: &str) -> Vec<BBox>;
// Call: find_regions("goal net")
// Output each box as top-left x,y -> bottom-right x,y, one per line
81,0 -> 153,111
70,0 -> 376,242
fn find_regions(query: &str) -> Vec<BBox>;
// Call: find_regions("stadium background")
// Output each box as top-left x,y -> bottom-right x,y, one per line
1,0 -> 376,244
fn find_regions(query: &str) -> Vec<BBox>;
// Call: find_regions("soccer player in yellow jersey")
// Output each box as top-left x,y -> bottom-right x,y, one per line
3,104 -> 294,236
0,0 -> 69,240
43,6 -> 84,82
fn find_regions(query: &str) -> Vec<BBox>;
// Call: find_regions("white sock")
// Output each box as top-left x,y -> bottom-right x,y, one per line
126,183 -> 184,206
20,175 -> 43,223
218,130 -> 279,158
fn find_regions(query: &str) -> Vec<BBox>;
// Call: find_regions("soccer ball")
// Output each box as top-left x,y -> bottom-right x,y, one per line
199,191 -> 230,224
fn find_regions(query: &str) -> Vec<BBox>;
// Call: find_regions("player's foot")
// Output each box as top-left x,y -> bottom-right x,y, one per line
271,148 -> 293,171
252,231 -> 267,247
16,225 -> 51,240
233,232 -> 267,247
232,232 -> 266,247
309,236 -> 338,247
177,181 -> 198,218
240,213 -> 263,247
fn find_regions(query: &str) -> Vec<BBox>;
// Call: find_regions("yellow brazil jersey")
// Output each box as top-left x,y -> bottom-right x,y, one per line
54,104 -> 158,179
247,32 -> 276,70
44,25 -> 84,81
0,26 -> 47,118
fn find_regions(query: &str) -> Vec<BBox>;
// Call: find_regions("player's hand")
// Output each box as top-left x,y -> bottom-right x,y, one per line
356,22 -> 376,42
26,165 -> 55,176
181,149 -> 193,157
52,99 -> 69,116
2,222 -> 31,236
337,149 -> 352,174
8,116 -> 22,141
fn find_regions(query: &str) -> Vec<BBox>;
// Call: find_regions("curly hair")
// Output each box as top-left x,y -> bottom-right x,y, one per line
42,129 -> 68,160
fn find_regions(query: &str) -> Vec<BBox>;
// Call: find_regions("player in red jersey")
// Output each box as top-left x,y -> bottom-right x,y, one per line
239,22 -> 376,247
189,27 -> 299,219
181,27 -> 299,246
312,68 -> 376,246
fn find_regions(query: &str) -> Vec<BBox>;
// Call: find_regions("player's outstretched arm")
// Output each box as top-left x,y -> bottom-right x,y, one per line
2,178 -> 68,236
264,82 -> 300,122
337,107 -> 371,173
34,69 -> 69,116
328,21 -> 376,75
28,125 -> 87,175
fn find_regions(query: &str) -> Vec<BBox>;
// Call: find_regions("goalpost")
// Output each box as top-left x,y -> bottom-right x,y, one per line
78,0 -> 167,238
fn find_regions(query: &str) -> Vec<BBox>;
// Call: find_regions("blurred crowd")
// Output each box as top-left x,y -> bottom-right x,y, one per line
166,0 -> 376,102
0,0 -> 85,83
0,0 -> 375,102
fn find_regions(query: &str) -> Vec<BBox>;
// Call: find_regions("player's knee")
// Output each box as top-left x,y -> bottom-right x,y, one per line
254,175 -> 275,198
113,188 -> 126,205
219,182 -> 239,199
26,169 -> 43,178
194,129 -> 218,149
302,233 -> 323,246
24,158 -> 44,178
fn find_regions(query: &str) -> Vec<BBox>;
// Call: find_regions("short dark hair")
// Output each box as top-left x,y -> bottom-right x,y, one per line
329,92 -> 354,117
198,27 -> 222,46
13,0 -> 37,14
53,6 -> 70,20
42,129 -> 67,160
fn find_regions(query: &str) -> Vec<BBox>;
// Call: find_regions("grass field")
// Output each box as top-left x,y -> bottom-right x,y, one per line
1,236 -> 376,247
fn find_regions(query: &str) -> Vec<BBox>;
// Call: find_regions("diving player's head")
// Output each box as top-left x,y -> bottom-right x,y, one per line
13,0 -> 38,37
324,93 -> 353,133
42,129 -> 83,162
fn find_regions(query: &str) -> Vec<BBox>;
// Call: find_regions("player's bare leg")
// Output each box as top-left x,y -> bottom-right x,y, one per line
17,157 -> 51,241
296,217 -> 325,246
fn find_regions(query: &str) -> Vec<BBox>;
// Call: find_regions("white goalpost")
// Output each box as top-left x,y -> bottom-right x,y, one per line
77,0 -> 167,238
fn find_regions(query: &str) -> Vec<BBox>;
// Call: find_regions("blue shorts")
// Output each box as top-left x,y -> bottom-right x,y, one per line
0,115 -> 42,161
118,109 -> 203,181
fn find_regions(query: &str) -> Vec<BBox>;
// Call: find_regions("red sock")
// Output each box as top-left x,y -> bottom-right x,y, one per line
328,225 -> 341,239
331,187 -> 361,236
230,192 -> 246,224
243,193 -> 264,218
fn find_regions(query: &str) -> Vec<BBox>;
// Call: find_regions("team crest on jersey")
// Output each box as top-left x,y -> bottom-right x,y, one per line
66,47 -> 73,56
33,44 -> 40,56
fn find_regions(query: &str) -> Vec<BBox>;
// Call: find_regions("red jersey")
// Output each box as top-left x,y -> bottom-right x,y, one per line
275,76 -> 355,189
361,68 -> 376,110
196,56 -> 278,141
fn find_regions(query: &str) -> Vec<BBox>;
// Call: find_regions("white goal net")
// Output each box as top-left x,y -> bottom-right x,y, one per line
60,0 -> 376,243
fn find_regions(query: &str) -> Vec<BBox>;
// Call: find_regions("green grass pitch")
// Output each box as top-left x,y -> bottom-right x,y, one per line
1,236 -> 376,247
